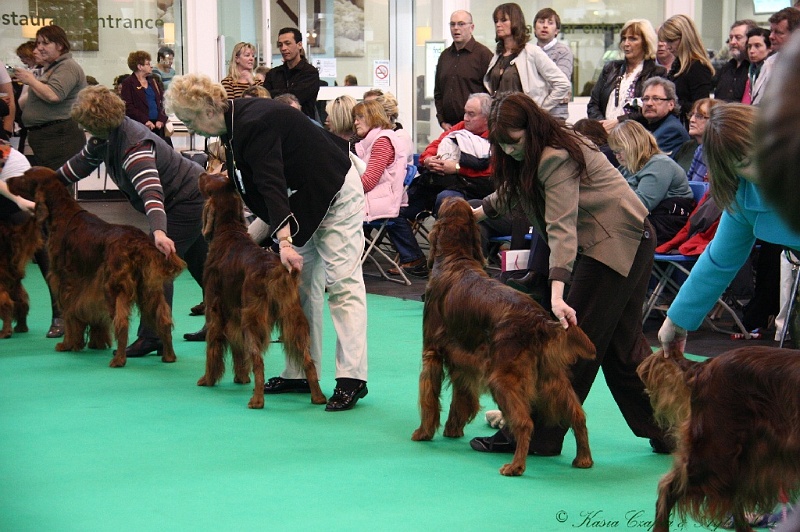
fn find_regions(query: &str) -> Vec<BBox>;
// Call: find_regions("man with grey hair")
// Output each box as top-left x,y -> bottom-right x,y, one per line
386,93 -> 494,277
640,76 -> 689,156
714,19 -> 758,101
433,10 -> 493,130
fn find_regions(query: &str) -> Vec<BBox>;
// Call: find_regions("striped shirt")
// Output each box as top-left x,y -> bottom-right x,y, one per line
361,136 -> 394,193
59,138 -> 168,233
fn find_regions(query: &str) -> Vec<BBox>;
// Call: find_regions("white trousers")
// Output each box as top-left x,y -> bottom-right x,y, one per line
774,251 -> 798,341
281,164 -> 369,382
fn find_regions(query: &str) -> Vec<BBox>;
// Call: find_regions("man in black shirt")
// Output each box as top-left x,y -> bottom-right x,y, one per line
264,27 -> 321,120
713,19 -> 757,101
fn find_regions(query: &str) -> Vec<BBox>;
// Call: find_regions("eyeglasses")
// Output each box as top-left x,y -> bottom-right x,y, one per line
690,112 -> 709,121
449,22 -> 470,28
641,96 -> 671,103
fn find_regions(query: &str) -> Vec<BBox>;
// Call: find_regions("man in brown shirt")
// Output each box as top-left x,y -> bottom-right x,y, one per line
433,10 -> 493,130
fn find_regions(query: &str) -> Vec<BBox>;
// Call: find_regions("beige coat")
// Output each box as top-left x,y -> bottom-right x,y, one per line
482,143 -> 648,281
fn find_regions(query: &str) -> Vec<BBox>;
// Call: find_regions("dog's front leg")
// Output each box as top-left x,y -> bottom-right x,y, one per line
56,316 -> 86,352
412,348 -> 444,441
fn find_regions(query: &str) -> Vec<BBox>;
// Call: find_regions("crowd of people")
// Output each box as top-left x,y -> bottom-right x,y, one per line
2,5 -> 800,523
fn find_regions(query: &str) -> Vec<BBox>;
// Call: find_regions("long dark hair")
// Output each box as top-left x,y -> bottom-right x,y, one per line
493,3 -> 530,55
489,93 -> 589,203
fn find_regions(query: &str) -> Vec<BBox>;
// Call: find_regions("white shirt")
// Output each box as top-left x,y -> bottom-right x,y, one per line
1,148 -> 32,181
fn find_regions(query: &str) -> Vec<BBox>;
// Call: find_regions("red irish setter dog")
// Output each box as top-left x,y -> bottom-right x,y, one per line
7,168 -> 185,367
411,197 -> 596,476
0,213 -> 42,338
637,346 -> 800,532
196,173 -> 326,409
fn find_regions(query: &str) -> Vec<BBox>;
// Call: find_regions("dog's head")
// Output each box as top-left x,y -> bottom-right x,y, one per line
199,172 -> 245,241
7,167 -> 73,226
428,196 -> 484,271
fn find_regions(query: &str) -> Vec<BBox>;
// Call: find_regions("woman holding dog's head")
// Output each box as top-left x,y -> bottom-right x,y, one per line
659,103 -> 800,354
471,92 -> 669,456
166,73 -> 369,412
57,85 -> 208,356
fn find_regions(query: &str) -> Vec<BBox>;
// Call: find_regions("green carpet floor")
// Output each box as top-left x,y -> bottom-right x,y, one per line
1,265 -> 717,531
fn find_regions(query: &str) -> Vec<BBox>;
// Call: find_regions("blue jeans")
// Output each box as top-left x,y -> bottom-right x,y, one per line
386,216 -> 425,264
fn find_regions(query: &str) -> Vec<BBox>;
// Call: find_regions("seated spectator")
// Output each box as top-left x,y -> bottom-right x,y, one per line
253,65 -> 270,85
364,90 -> 413,164
275,93 -> 322,126
385,93 -> 494,278
242,85 -> 270,98
324,95 -> 358,152
344,74 -> 358,86
608,120 -> 694,245
683,98 -> 722,182
672,97 -> 720,174
640,76 -> 690,157
352,98 -> 410,235
572,118 -> 619,167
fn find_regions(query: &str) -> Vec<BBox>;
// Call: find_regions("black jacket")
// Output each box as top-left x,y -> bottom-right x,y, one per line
587,59 -> 666,121
263,58 -> 321,120
221,98 -> 350,246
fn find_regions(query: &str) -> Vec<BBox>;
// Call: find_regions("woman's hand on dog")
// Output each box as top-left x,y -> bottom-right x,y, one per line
153,230 -> 176,257
280,246 -> 303,273
658,317 -> 687,357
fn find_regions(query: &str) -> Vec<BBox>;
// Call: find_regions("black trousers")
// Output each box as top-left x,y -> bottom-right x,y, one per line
138,201 -> 207,340
527,219 -> 665,452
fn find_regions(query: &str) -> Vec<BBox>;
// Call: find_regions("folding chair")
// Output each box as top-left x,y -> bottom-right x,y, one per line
642,181 -> 751,338
361,164 -> 418,285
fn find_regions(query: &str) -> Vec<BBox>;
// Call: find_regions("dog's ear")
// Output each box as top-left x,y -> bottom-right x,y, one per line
34,191 -> 49,225
201,200 -> 215,240
427,224 -> 438,270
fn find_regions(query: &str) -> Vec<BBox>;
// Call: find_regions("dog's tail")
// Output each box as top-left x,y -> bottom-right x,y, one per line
159,251 -> 187,279
637,349 -> 697,430
566,325 -> 596,361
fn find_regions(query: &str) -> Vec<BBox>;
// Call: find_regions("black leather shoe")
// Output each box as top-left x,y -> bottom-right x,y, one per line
470,430 -> 562,456
189,302 -> 205,316
125,337 -> 164,358
183,325 -> 207,341
649,438 -> 674,454
470,431 -> 517,453
46,318 -> 65,338
263,376 -> 311,394
325,381 -> 368,411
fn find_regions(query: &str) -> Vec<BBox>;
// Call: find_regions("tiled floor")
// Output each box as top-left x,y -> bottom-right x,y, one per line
80,198 -> 784,359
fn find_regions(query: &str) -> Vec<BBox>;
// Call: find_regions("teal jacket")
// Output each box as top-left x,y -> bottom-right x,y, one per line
667,178 -> 800,330
621,154 -> 693,212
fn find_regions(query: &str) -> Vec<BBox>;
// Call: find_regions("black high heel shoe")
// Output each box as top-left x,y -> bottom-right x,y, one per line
125,337 -> 164,357
183,325 -> 207,341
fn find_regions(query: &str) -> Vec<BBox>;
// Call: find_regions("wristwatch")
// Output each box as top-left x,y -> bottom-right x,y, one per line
278,235 -> 293,248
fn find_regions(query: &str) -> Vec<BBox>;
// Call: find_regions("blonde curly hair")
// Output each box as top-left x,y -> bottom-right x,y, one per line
70,85 -> 126,136
165,73 -> 230,123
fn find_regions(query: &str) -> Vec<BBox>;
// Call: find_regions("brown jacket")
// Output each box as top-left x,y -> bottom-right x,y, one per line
482,143 -> 648,282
